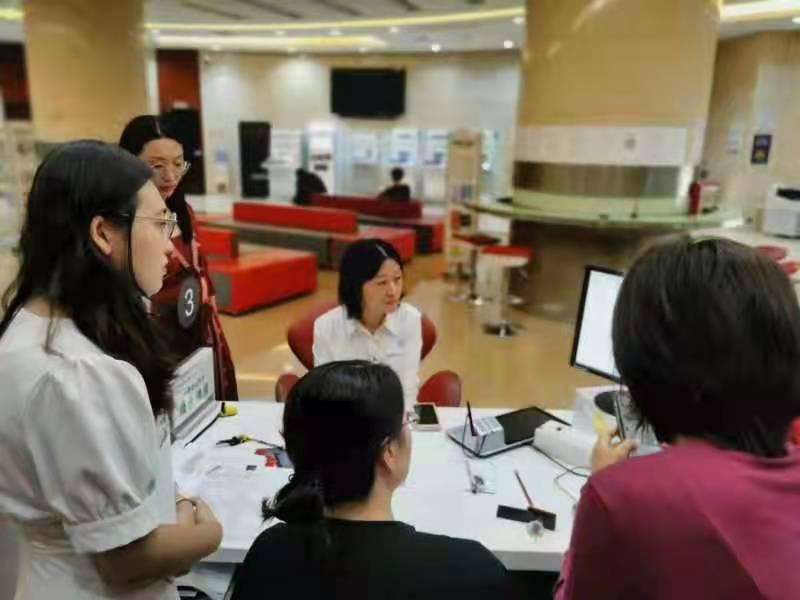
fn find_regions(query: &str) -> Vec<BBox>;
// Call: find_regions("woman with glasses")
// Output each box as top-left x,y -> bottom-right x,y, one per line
120,115 -> 238,402
228,361 -> 516,600
0,141 -> 222,599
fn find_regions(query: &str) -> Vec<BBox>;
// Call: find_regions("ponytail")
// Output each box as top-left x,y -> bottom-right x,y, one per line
262,475 -> 325,524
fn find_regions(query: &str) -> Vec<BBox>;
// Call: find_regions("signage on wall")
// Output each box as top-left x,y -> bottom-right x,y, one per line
751,134 -> 772,165
269,129 -> 303,168
481,129 -> 499,173
351,133 -> 380,165
423,129 -> 449,168
390,128 -> 419,167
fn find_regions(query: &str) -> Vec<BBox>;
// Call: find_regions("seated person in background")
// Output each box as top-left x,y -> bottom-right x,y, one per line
314,239 -> 421,409
555,238 -> 800,600
293,168 -> 327,206
228,361 -> 514,600
378,167 -> 411,202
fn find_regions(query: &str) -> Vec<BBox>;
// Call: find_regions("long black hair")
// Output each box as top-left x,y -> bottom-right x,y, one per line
263,360 -> 405,523
0,140 -> 178,415
119,114 -> 193,244
613,237 -> 800,457
338,239 -> 405,321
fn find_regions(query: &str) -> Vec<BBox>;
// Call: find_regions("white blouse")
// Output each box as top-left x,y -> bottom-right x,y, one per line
313,303 -> 423,409
0,309 -> 178,600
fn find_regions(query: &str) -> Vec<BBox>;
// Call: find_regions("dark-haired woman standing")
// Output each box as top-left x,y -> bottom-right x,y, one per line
119,114 -> 238,402
0,141 -> 222,599
229,361 -> 514,600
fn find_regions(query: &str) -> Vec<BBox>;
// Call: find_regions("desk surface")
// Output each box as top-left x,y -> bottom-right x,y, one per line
173,402 -> 584,573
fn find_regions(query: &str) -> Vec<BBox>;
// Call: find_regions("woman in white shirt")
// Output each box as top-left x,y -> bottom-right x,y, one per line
313,239 -> 422,409
0,141 -> 222,599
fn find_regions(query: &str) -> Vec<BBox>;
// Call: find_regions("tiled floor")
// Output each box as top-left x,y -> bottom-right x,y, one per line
222,253 -> 607,408
3,224 -> 798,410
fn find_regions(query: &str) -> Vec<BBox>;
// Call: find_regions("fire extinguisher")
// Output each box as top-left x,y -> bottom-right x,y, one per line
688,181 -> 702,216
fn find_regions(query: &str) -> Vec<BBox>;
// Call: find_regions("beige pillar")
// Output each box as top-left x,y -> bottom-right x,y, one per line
23,0 -> 149,143
507,0 -> 721,321
514,0 -> 720,212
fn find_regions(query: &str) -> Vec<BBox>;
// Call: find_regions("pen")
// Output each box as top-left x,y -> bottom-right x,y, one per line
514,469 -> 535,510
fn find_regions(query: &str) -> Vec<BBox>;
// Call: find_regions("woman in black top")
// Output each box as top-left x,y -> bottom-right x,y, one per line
229,361 -> 514,600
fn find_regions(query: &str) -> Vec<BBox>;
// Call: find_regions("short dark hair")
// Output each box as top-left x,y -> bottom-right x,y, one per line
390,167 -> 404,182
263,361 -> 404,523
613,237 -> 800,456
338,239 -> 404,321
0,140 -> 179,415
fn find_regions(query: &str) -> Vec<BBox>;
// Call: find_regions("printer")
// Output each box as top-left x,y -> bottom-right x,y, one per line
763,185 -> 800,237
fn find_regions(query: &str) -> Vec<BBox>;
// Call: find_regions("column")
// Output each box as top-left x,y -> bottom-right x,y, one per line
23,0 -> 149,143
510,0 -> 720,320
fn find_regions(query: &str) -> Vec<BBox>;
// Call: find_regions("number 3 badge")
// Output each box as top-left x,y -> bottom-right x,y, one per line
178,275 -> 201,329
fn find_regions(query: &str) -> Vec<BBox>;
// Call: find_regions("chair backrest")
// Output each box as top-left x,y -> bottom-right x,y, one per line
287,301 -> 438,369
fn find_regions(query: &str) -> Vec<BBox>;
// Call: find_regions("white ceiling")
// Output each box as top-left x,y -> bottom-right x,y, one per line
0,0 -> 798,51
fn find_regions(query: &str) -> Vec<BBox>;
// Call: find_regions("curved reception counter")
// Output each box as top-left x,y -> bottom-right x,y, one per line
467,200 -> 742,321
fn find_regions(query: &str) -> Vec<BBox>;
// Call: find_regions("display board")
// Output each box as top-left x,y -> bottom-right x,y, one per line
351,133 -> 380,165
389,128 -> 419,167
307,122 -> 337,192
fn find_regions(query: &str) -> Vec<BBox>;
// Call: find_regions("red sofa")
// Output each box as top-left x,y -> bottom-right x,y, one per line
310,194 -> 443,254
197,226 -> 318,315
234,201 -> 357,234
311,194 -> 423,219
225,201 -> 417,268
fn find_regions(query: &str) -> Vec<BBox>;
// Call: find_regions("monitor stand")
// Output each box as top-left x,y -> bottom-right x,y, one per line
594,389 -> 629,417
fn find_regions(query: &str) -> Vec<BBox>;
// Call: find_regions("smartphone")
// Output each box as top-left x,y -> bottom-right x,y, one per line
613,392 -> 660,454
413,403 -> 441,431
496,505 -> 557,531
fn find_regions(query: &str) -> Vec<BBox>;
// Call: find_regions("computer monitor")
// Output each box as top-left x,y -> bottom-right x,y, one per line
570,266 -> 624,383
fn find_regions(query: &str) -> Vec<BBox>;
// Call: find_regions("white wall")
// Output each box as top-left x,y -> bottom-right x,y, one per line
200,51 -> 521,201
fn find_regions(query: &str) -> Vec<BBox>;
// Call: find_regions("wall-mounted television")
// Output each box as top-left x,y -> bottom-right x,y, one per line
330,68 -> 406,119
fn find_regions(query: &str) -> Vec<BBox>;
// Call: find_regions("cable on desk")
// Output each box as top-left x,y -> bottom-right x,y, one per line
531,444 -> 590,505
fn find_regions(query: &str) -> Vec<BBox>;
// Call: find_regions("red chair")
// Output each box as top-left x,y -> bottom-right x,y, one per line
275,300 -> 461,407
780,261 -> 800,277
756,245 -> 788,262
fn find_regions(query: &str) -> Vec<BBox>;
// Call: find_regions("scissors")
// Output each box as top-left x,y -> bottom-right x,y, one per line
215,435 -> 282,449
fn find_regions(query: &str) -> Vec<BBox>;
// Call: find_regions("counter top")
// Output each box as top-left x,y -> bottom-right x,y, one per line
467,201 -> 743,231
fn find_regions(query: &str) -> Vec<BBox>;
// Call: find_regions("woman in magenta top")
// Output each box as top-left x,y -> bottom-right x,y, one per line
556,238 -> 800,600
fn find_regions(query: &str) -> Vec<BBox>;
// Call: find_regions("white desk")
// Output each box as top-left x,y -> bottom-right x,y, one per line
174,401 -> 585,578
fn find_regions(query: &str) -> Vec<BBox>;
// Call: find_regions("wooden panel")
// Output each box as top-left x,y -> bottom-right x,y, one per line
156,49 -> 201,112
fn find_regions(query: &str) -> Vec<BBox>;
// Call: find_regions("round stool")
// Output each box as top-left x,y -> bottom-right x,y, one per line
480,245 -> 533,337
450,232 -> 500,307
756,245 -> 788,262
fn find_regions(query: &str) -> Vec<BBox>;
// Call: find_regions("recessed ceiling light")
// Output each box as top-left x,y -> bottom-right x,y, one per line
513,16 -> 524,25
503,40 -> 514,49
330,29 -> 341,36
793,16 -> 800,23
431,43 -> 441,53
389,26 -> 400,33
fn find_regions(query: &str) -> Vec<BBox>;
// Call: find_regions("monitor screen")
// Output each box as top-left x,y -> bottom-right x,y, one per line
330,68 -> 406,119
570,266 -> 624,382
